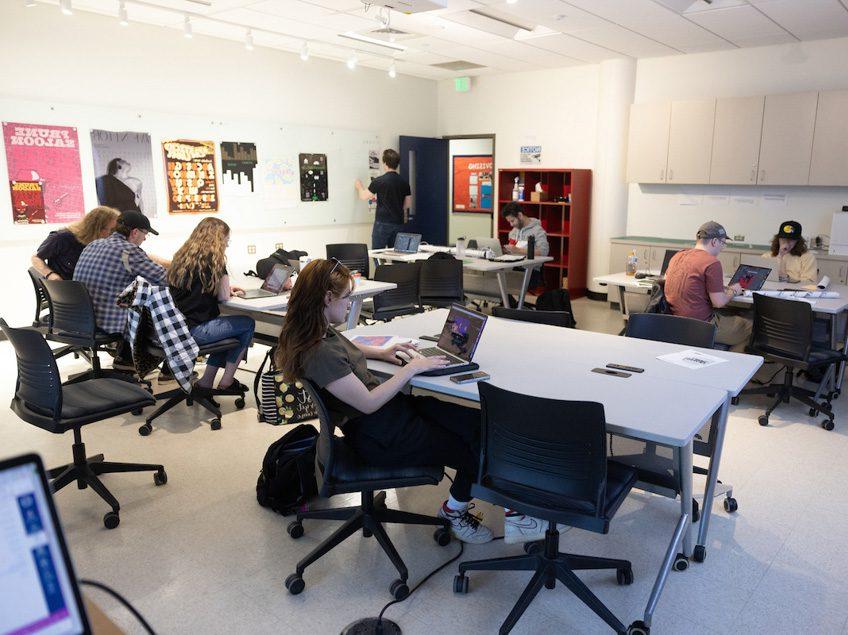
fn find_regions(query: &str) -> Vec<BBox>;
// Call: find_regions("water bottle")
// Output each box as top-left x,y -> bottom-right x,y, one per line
456,237 -> 466,258
625,250 -> 637,276
527,235 -> 535,261
518,182 -> 525,201
512,177 -> 520,201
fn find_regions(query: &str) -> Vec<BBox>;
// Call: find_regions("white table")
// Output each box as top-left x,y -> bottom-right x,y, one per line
345,310 -> 757,629
370,248 -> 552,309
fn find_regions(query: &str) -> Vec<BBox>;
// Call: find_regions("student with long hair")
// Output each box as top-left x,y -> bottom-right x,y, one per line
169,217 -> 256,392
762,220 -> 817,284
275,258 -> 495,544
31,206 -> 120,280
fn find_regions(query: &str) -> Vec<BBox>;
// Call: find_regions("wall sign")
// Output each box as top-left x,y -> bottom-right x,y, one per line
162,139 -> 219,213
520,145 -> 542,165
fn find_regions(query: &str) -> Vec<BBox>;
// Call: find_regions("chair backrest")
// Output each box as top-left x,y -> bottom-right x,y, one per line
751,293 -> 813,361
299,378 -> 337,493
625,313 -> 716,348
27,267 -> 50,326
477,382 -> 608,517
535,289 -> 576,327
491,307 -> 575,328
373,263 -> 420,313
419,255 -> 464,306
40,279 -> 98,345
326,244 -> 370,279
0,319 -> 63,421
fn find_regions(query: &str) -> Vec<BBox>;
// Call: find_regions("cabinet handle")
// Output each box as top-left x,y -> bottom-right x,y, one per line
760,169 -> 765,182
750,169 -> 755,183
660,169 -> 665,181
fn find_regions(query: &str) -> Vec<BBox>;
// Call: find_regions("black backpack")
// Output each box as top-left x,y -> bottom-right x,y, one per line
256,424 -> 319,515
644,280 -> 671,315
253,248 -> 308,279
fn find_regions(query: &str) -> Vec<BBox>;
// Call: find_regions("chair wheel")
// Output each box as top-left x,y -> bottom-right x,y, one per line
131,408 -> 143,416
723,497 -> 738,513
103,511 -> 120,529
235,397 -> 245,409
287,521 -> 304,539
285,573 -> 305,595
453,574 -> 469,594
389,579 -> 409,601
833,389 -> 841,400
433,527 -> 451,546
210,418 -> 222,431
138,423 -> 152,436
730,396 -> 739,406
523,541 -> 543,555
822,419 -> 835,431
809,407 -> 817,417
616,567 -> 634,585
627,620 -> 650,635
153,470 -> 167,486
693,545 -> 706,563
758,415 -> 769,426
673,553 -> 688,572
363,528 -> 373,538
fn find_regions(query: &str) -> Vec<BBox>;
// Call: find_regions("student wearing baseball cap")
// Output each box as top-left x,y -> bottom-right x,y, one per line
762,220 -> 817,284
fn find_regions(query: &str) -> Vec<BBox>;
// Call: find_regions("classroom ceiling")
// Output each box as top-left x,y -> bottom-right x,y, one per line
31,0 -> 848,79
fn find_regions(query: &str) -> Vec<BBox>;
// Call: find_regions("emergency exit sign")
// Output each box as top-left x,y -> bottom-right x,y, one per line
454,77 -> 471,92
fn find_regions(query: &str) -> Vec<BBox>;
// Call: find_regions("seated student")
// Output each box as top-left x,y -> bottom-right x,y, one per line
762,220 -> 817,284
502,201 -> 549,289
168,218 -> 258,393
31,206 -> 119,281
664,221 -> 752,352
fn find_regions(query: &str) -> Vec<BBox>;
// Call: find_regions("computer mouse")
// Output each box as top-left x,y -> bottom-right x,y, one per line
394,350 -> 413,365
634,272 -> 648,280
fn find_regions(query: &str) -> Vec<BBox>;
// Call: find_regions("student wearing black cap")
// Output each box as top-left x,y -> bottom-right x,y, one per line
763,220 -> 817,284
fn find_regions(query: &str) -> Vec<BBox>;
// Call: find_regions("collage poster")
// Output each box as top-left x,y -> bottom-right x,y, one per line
299,153 -> 328,202
162,139 -> 219,214
3,121 -> 84,224
220,141 -> 258,196
90,129 -> 157,217
452,155 -> 493,213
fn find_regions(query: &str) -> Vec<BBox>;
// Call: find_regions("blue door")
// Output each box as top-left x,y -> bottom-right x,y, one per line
399,136 -> 449,246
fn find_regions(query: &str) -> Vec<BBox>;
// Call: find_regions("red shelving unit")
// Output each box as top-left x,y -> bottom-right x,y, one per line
496,168 -> 592,298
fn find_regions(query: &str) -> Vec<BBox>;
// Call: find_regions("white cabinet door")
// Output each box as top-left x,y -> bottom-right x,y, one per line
666,99 -> 715,184
816,258 -> 848,285
717,251 -> 740,276
627,102 -> 671,183
710,96 -> 764,185
758,92 -> 818,186
650,245 -> 684,272
809,90 -> 848,186
609,242 -> 635,274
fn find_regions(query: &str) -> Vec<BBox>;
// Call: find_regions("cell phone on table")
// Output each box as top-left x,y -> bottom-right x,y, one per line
450,371 -> 490,384
591,367 -> 631,378
606,363 -> 644,373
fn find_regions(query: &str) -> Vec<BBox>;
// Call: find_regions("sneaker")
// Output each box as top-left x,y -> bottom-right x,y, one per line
112,359 -> 136,373
503,513 -> 569,545
437,503 -> 494,544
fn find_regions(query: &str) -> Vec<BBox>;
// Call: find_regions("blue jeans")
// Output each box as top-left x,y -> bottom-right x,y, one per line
372,221 -> 403,249
190,315 -> 255,368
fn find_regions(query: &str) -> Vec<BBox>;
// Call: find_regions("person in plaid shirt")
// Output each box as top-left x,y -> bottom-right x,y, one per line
74,210 -> 166,367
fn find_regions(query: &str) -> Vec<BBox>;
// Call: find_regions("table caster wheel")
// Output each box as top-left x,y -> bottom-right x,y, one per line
153,469 -> 167,486
433,527 -> 451,546
285,573 -> 304,595
453,575 -> 469,594
103,511 -> 120,529
758,415 -> 769,426
235,397 -> 245,409
822,419 -> 835,431
673,553 -> 688,572
389,579 -> 409,601
138,423 -> 152,436
627,620 -> 650,635
616,566 -> 634,585
210,418 -> 221,431
693,545 -> 706,563
287,521 -> 304,539
131,408 -> 143,416
723,497 -> 738,513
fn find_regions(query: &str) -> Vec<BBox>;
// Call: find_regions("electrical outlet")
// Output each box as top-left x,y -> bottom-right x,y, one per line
275,242 -> 284,250
733,235 -> 745,242
247,245 -> 256,255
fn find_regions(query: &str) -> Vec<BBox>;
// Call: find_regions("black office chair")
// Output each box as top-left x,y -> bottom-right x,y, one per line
453,383 -> 638,635
534,288 -> 576,328
326,243 -> 370,279
1,319 -> 164,529
737,294 -> 841,430
361,262 -> 424,322
27,267 -> 51,330
419,254 -> 464,308
625,313 -> 715,348
492,307 -> 575,328
284,379 -> 451,600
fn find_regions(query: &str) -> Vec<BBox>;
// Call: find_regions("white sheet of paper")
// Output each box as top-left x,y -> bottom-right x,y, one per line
657,349 -> 729,370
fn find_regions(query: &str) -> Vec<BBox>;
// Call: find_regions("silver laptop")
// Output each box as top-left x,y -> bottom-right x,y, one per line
240,263 -> 293,299
381,232 -> 422,256
0,454 -> 90,635
417,304 -> 488,369
740,254 -> 780,282
471,237 -> 503,258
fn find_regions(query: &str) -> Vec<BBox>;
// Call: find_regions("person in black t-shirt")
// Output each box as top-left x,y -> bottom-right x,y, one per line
355,148 -> 412,249
31,206 -> 120,281
169,218 -> 257,393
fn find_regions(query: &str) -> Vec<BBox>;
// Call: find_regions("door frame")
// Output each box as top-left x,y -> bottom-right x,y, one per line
443,133 -> 496,239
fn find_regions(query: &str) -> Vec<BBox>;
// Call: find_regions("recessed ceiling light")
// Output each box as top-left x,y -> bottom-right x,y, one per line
245,28 -> 254,51
347,55 -> 357,70
183,15 -> 193,38
118,0 -> 128,26
300,41 -> 310,61
388,62 -> 397,78
60,0 -> 72,15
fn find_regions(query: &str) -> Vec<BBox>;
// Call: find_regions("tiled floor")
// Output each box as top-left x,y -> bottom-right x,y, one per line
3,298 -> 848,634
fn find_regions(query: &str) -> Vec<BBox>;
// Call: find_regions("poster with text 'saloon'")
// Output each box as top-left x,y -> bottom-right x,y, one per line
162,139 -> 219,213
3,122 -> 84,224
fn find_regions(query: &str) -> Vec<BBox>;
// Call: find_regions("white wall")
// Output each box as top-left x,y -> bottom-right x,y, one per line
447,137 -> 493,243
0,2 -> 437,326
628,37 -> 848,244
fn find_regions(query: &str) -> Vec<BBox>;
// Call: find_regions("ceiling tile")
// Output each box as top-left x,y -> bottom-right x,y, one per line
566,24 -> 680,57
754,0 -> 848,40
526,32 -> 624,63
249,0 -> 335,21
686,5 -> 797,46
489,0 -> 608,33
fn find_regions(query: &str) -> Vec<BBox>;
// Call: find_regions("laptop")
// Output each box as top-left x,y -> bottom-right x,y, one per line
660,249 -> 682,275
470,237 -> 503,258
415,304 -> 488,376
0,453 -> 90,635
381,232 -> 421,256
729,264 -> 772,291
240,263 -> 293,299
740,254 -> 780,282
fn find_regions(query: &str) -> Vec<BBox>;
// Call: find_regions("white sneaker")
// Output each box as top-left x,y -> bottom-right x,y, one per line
503,514 -> 569,545
437,504 -> 494,544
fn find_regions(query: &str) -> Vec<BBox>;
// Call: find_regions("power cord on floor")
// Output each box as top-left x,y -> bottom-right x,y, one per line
79,579 -> 156,635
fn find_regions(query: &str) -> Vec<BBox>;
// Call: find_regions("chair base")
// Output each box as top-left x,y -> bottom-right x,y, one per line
286,490 -> 449,595
457,526 -> 631,635
140,385 -> 246,435
739,366 -> 835,429
49,431 -> 165,528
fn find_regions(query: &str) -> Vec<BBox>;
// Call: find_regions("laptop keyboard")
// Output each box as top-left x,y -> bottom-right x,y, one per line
418,347 -> 465,365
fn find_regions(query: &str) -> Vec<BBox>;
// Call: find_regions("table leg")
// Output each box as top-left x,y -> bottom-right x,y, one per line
835,312 -> 848,393
346,297 -> 364,330
496,271 -> 510,308
517,267 -> 533,309
695,398 -> 730,560
618,285 -> 628,318
640,511 -> 689,629
679,440 -> 694,558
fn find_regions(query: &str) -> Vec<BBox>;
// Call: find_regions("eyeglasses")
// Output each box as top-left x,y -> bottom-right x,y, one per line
329,257 -> 343,274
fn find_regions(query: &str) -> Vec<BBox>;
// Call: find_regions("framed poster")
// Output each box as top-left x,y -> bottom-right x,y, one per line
162,139 -> 219,214
220,141 -> 258,195
91,129 -> 157,218
452,155 -> 493,213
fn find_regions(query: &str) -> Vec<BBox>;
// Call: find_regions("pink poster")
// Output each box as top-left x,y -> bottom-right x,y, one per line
3,122 -> 85,224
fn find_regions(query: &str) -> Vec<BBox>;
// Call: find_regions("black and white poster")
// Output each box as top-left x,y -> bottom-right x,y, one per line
220,141 -> 257,196
90,129 -> 157,217
298,153 -> 328,202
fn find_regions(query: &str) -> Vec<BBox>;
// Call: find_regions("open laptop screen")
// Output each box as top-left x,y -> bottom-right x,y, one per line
729,264 -> 771,291
393,233 -> 421,253
261,264 -> 293,293
660,249 -> 681,275
436,304 -> 488,362
0,454 -> 89,635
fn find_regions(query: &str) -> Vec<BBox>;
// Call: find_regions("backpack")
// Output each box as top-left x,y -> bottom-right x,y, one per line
644,280 -> 671,315
253,348 -> 318,425
253,248 -> 308,279
256,424 -> 320,515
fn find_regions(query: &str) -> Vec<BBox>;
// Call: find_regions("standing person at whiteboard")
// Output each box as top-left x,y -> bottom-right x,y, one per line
355,148 -> 412,249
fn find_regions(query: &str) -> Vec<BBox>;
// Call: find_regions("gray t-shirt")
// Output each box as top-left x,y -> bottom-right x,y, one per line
302,328 -> 381,426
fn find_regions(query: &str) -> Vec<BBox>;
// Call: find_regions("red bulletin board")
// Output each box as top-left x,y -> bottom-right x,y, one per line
452,155 -> 493,213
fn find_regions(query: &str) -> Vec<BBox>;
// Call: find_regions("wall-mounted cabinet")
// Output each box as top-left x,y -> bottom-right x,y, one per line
809,90 -> 848,186
666,99 -> 715,184
757,92 -> 818,186
710,96 -> 764,185
626,102 -> 670,184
